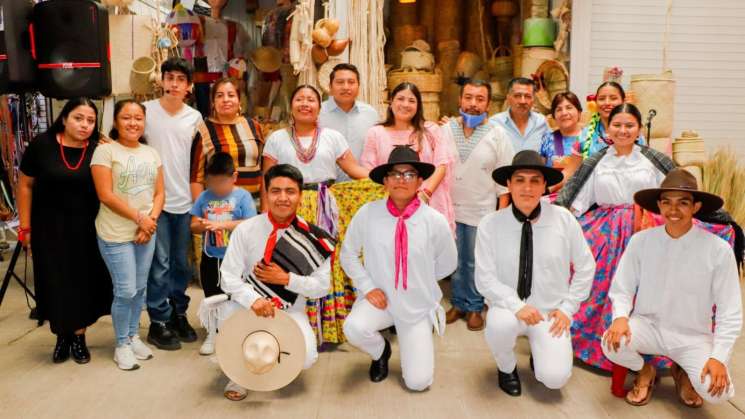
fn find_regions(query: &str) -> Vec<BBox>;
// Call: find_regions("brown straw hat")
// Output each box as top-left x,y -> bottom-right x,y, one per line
216,309 -> 305,392
249,47 -> 282,73
634,168 -> 723,215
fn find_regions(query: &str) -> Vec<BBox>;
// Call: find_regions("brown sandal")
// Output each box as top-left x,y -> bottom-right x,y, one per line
671,364 -> 703,408
625,366 -> 656,406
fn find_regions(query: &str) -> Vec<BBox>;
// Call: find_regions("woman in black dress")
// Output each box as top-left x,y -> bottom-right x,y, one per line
17,98 -> 112,364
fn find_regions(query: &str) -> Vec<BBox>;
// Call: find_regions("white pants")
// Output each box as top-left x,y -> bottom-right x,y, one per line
343,299 -> 435,391
221,299 -> 318,370
484,307 -> 573,390
602,315 -> 735,404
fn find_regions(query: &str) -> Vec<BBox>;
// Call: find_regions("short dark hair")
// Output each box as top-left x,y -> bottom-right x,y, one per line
265,164 -> 304,190
507,77 -> 535,94
550,91 -> 583,117
460,79 -> 492,101
329,63 -> 360,84
161,57 -> 193,84
206,152 -> 235,177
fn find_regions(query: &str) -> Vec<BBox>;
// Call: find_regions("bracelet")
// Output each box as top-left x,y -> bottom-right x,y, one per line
419,188 -> 432,198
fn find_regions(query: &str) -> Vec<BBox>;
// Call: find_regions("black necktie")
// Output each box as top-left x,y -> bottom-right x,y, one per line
512,203 -> 541,300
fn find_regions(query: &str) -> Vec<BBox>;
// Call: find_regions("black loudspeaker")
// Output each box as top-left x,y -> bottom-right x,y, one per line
0,0 -> 36,93
31,0 -> 111,98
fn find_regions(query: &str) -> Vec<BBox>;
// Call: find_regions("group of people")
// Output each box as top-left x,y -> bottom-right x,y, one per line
17,56 -> 742,408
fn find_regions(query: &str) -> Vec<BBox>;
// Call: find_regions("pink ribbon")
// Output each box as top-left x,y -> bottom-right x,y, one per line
386,197 -> 421,290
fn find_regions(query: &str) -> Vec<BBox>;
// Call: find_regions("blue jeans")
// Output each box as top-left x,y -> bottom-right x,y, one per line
98,236 -> 157,346
450,222 -> 484,312
146,211 -> 192,322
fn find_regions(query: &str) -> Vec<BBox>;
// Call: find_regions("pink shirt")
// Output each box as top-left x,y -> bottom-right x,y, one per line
361,123 -> 455,234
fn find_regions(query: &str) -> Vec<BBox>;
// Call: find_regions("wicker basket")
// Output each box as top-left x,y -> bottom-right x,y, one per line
420,92 -> 441,121
401,47 -> 436,72
673,130 -> 706,167
455,51 -> 484,78
389,25 -> 428,67
130,56 -> 156,95
630,70 -> 676,138
487,46 -> 513,79
387,69 -> 443,93
521,46 -> 556,77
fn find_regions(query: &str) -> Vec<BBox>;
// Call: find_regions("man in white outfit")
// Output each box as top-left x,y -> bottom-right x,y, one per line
341,146 -> 457,391
603,168 -> 742,407
475,150 -> 595,396
217,164 -> 335,401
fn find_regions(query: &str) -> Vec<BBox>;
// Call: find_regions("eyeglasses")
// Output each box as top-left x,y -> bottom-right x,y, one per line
386,170 -> 419,182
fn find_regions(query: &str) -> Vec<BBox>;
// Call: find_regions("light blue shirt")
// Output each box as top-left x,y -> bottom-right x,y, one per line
319,98 -> 380,182
489,109 -> 549,152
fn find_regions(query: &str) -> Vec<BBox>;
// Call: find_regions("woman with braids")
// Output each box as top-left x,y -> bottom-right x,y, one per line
580,81 -> 646,158
556,103 -> 743,371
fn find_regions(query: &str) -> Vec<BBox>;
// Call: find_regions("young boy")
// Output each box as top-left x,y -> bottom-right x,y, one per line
190,152 -> 256,355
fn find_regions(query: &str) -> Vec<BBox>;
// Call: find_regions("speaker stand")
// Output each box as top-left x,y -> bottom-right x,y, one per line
0,241 -> 39,323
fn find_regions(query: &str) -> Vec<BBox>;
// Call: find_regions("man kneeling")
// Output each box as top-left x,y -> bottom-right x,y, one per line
217,164 -> 334,400
475,150 -> 595,396
603,168 -> 742,407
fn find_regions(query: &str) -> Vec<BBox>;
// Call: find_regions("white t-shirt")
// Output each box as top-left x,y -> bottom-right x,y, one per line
91,142 -> 162,243
143,99 -> 201,214
262,128 -> 349,183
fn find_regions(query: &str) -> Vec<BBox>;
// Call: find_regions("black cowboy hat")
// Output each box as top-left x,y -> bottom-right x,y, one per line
491,150 -> 563,187
369,145 -> 436,185
634,168 -> 723,215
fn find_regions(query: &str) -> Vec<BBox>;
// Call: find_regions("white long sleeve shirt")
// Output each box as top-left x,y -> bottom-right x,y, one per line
442,121 -> 515,227
609,225 -> 742,364
220,214 -> 331,310
475,201 -> 596,317
340,199 -> 458,330
572,145 -> 665,215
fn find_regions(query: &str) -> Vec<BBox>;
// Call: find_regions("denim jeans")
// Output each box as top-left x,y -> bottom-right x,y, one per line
450,222 -> 484,312
146,211 -> 192,323
98,236 -> 157,346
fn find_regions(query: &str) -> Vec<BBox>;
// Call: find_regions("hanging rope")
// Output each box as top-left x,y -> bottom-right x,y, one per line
662,0 -> 673,70
347,0 -> 386,113
289,0 -> 319,88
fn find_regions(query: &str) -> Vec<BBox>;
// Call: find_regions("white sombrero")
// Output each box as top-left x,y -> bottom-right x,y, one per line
216,309 -> 305,392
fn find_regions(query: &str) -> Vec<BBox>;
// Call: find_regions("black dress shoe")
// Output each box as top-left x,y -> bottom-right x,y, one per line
167,313 -> 198,343
52,334 -> 70,363
369,339 -> 392,382
147,322 -> 182,350
498,368 -> 522,396
70,334 -> 91,364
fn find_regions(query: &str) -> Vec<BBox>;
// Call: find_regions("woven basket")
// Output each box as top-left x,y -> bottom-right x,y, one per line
401,47 -> 436,72
389,25 -> 427,67
387,69 -> 443,93
487,46 -> 513,79
318,58 -> 344,94
130,56 -> 156,95
455,51 -> 484,78
435,0 -> 462,45
535,59 -> 569,108
630,70 -> 676,138
521,46 -> 555,77
421,92 -> 441,121
109,15 -> 154,95
673,130 -> 706,167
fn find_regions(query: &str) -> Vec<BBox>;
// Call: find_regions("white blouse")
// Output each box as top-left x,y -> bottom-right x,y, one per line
263,127 -> 350,183
572,145 -> 666,215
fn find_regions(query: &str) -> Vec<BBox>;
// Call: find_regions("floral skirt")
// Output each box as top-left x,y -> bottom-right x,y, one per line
299,179 -> 386,345
571,205 -> 735,371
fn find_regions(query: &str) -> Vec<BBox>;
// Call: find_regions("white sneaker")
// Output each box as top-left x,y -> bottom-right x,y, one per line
130,335 -> 154,360
114,344 -> 140,371
199,332 -> 216,356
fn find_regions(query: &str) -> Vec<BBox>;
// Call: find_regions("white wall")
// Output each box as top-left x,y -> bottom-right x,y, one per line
570,0 -> 745,156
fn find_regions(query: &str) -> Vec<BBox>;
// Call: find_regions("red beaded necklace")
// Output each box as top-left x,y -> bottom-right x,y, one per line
56,133 -> 89,171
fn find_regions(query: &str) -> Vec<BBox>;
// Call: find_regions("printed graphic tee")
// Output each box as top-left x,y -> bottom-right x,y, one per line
190,187 -> 256,258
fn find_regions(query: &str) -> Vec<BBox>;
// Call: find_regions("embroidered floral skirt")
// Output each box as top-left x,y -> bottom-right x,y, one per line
571,205 -> 735,371
299,179 -> 386,345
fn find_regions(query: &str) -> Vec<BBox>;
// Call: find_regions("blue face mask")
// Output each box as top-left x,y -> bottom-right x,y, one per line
459,110 -> 488,129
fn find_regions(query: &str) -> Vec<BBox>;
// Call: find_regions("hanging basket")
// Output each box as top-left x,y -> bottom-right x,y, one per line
630,70 -> 676,138
487,46 -> 513,79
130,56 -> 156,95
387,68 -> 443,93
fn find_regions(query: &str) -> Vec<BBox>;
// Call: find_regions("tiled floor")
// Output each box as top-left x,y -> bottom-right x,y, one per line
1,256 -> 744,419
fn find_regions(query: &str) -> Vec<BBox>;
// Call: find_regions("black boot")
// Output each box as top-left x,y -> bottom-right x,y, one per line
147,322 -> 182,350
167,312 -> 197,343
498,367 -> 522,396
52,334 -> 70,363
369,339 -> 391,383
70,334 -> 91,364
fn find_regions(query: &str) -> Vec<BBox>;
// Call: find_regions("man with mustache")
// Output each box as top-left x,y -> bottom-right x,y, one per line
441,80 -> 514,331
489,77 -> 548,152
319,63 -> 380,182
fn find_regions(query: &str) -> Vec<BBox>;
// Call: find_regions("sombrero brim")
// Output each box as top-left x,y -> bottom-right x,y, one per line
369,161 -> 436,185
634,187 -> 724,215
216,309 -> 306,392
491,164 -> 563,187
